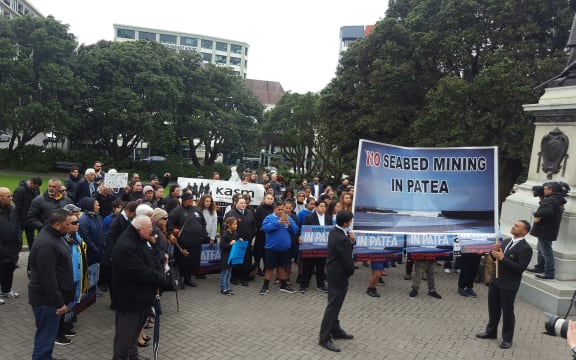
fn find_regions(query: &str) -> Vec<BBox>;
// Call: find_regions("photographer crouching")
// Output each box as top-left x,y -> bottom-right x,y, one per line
527,182 -> 570,281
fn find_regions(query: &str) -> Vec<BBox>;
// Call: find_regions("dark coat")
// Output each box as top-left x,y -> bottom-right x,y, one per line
65,174 -> 82,203
74,179 -> 97,205
491,239 -> 533,292
79,198 -> 106,265
13,180 -> 40,227
110,225 -> 166,312
303,212 -> 333,227
27,192 -> 73,230
166,206 -> 209,249
325,226 -> 355,290
530,193 -> 566,242
220,230 -> 237,266
28,225 -> 75,307
224,208 -> 256,242
0,204 -> 20,264
310,182 -> 325,199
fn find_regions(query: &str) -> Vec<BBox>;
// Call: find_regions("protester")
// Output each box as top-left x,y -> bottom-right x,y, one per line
220,217 -> 238,295
110,215 -> 166,360
13,176 -> 42,251
0,187 -> 20,303
476,220 -> 533,349
29,209 -> 75,359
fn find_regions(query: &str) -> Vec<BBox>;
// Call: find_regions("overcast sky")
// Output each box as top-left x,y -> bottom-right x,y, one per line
31,0 -> 387,94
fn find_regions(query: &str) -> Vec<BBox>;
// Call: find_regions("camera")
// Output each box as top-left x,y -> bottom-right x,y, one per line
532,181 -> 571,198
532,185 -> 545,198
544,313 -> 568,338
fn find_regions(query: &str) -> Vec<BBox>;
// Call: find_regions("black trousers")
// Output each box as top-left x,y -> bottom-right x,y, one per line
175,244 -> 201,281
0,262 -> 16,293
319,284 -> 347,342
457,254 -> 481,289
112,309 -> 148,360
486,283 -> 517,342
301,257 -> 326,288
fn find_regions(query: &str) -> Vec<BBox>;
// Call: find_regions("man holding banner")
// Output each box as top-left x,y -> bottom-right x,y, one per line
476,220 -> 533,350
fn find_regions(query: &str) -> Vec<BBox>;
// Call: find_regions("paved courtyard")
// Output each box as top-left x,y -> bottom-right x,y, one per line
2,253 -> 570,360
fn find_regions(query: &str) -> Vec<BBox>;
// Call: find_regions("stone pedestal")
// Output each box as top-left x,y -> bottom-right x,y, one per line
500,85 -> 576,315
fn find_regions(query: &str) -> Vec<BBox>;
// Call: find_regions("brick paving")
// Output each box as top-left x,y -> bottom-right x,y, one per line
2,254 -> 570,360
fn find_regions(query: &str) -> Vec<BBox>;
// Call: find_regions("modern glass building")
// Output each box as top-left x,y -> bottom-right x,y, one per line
0,0 -> 43,18
113,24 -> 249,78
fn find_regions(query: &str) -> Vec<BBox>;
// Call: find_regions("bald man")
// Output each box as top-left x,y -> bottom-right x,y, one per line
0,187 -> 20,303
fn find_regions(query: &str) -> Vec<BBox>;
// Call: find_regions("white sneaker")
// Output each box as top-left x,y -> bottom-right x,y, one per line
0,298 -> 4,305
444,268 -> 451,274
0,290 -> 19,298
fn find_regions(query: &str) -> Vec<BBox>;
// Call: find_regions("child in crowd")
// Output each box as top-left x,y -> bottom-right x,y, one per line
220,217 -> 238,295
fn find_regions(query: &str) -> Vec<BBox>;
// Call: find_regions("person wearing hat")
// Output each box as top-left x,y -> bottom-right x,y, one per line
526,182 -> 568,280
142,186 -> 157,209
166,192 -> 208,288
148,173 -> 171,188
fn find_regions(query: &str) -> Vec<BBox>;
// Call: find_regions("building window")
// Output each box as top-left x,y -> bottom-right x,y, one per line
216,42 -> 227,52
201,39 -> 213,50
245,47 -> 249,56
159,34 -> 177,44
229,56 -> 241,66
201,52 -> 212,62
215,55 -> 227,64
3,0 -> 10,6
117,28 -> 136,39
181,37 -> 198,47
139,31 -> 156,41
230,44 -> 242,54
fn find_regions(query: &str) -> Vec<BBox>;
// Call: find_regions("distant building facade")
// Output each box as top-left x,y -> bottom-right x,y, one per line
1,0 -> 43,18
113,24 -> 249,78
339,25 -> 375,54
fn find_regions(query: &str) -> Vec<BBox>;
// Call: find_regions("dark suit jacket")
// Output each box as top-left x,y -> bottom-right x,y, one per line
74,179 -> 97,204
310,183 -> 325,199
302,212 -> 332,227
325,226 -> 354,290
492,238 -> 532,292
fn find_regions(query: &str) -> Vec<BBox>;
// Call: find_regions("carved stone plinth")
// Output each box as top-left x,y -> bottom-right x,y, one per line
500,85 -> 576,315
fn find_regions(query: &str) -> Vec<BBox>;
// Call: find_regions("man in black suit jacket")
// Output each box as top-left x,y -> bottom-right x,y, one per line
300,200 -> 332,293
319,210 -> 355,352
476,220 -> 533,349
310,177 -> 325,200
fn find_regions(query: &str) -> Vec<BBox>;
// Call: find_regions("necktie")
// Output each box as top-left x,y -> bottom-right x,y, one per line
503,240 -> 514,254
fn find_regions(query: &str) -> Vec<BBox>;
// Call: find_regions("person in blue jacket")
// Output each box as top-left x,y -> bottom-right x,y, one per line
259,201 -> 299,295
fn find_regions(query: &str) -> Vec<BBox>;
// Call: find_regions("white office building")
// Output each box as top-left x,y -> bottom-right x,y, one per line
0,0 -> 42,18
113,24 -> 249,78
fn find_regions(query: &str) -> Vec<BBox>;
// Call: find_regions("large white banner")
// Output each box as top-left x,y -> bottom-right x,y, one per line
177,177 -> 265,204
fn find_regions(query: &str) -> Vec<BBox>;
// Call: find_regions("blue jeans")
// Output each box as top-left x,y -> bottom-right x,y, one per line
220,265 -> 232,291
32,305 -> 60,360
536,238 -> 555,276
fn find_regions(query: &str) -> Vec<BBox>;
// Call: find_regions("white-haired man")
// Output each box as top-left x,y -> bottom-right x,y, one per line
74,168 -> 97,204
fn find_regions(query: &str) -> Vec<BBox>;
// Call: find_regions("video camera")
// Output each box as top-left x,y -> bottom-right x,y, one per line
532,181 -> 571,198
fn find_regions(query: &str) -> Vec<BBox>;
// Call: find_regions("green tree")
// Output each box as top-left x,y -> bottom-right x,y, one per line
320,0 -> 573,200
0,16 -> 80,151
71,40 -> 185,161
177,64 -> 263,167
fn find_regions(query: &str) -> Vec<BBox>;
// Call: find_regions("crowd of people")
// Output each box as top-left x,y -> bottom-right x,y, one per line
0,162 -> 568,357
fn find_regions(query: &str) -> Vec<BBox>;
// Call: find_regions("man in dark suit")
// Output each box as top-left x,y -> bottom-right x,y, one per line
476,220 -> 533,349
319,210 -> 355,352
310,176 -> 325,200
300,200 -> 332,293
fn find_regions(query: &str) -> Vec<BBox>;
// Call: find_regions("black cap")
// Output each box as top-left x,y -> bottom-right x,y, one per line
149,174 -> 159,181
181,192 -> 193,201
